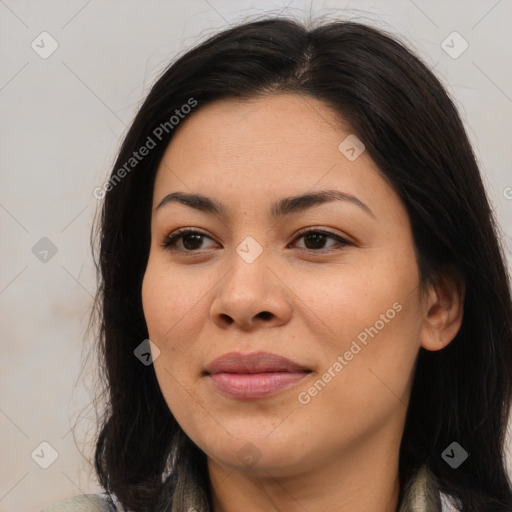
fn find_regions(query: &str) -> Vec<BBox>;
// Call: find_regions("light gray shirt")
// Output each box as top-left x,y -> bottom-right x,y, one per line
41,494 -> 116,512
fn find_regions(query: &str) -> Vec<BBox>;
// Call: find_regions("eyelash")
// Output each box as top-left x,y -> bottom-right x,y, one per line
160,227 -> 351,254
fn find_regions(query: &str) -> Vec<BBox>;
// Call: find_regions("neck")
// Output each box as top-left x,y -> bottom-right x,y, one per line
207,425 -> 403,512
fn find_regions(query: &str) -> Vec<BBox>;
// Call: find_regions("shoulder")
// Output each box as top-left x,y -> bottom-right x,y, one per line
40,493 -> 117,512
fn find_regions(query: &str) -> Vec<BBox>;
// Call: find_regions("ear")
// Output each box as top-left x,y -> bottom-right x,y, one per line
420,270 -> 465,351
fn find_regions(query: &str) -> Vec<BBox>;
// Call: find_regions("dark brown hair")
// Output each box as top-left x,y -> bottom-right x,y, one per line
92,16 -> 512,511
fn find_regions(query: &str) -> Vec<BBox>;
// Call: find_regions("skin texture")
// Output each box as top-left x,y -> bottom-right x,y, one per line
141,93 -> 464,512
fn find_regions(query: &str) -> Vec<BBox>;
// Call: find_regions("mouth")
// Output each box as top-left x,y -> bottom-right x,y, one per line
204,351 -> 312,399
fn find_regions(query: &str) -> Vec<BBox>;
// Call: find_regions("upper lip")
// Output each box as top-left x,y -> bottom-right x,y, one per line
205,351 -> 310,374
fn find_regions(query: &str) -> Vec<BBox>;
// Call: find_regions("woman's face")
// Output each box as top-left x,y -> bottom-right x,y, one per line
142,93 -> 428,476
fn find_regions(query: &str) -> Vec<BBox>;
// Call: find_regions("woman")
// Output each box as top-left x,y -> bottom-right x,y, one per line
43,15 -> 512,512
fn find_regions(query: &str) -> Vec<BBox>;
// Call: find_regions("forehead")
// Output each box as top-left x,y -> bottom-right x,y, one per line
156,95 -> 358,177
169,93 -> 349,148
151,93 -> 402,224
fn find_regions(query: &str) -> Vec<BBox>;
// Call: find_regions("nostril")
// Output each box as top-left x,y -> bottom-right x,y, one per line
220,314 -> 233,325
257,311 -> 273,320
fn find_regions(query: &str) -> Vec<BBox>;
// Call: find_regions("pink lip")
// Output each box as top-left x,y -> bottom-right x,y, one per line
204,351 -> 311,399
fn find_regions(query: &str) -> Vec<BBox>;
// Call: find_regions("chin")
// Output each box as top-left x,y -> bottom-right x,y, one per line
194,425 -> 308,474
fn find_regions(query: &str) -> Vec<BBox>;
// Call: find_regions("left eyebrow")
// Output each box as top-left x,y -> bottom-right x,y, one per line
156,189 -> 374,219
270,189 -> 374,219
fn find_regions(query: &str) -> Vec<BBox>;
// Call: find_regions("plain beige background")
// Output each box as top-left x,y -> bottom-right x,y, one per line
1,1 -> 511,510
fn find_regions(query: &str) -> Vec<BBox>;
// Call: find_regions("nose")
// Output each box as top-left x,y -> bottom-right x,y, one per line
210,247 -> 293,331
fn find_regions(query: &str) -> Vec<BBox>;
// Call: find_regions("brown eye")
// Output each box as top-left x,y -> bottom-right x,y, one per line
292,229 -> 349,251
161,228 -> 350,254
162,229 -> 217,252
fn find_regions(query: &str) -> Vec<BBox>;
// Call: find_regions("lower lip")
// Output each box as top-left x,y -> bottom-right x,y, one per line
208,372 -> 310,399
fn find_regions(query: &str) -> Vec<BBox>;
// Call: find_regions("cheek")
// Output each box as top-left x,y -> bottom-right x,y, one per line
141,257 -> 209,426
141,256 -> 208,349
292,244 -> 422,396
141,258 -> 209,416
293,288 -> 421,447
288,248 -> 419,349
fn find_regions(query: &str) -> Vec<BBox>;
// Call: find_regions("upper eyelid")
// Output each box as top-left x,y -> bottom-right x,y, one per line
165,227 -> 344,239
